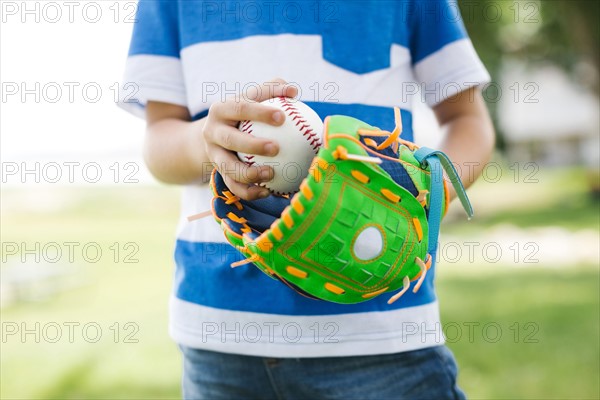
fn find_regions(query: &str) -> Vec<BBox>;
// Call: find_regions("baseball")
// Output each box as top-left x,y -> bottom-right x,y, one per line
237,97 -> 323,195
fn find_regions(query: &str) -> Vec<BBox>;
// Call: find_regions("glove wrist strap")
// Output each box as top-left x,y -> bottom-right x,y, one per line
414,147 -> 473,255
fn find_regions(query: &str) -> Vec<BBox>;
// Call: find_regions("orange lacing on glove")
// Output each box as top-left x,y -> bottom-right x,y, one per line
222,190 -> 243,211
227,212 -> 247,224
286,266 -> 308,278
332,145 -> 382,164
332,107 -> 408,165
362,137 -> 378,148
226,212 -> 253,234
187,210 -> 212,221
325,282 -> 345,295
233,235 -> 279,275
357,107 -> 404,154
412,256 -> 429,293
387,254 -> 432,304
187,191 -> 244,222
358,107 -> 421,154
387,276 -> 411,304
416,190 -> 429,207
231,253 -> 262,268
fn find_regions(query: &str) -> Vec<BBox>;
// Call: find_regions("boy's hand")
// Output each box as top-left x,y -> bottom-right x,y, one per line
202,79 -> 298,200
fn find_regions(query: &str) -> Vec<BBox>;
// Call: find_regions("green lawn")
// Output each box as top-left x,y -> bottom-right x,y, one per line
439,268 -> 599,399
1,167 -> 599,399
1,186 -> 183,399
443,165 -> 600,233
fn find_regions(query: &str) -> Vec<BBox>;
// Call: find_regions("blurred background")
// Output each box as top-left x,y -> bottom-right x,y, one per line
1,0 -> 598,398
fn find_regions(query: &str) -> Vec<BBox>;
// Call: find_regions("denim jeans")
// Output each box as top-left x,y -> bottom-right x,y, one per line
180,345 -> 466,400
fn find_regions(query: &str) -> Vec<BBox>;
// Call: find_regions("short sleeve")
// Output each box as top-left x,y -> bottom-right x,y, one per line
410,0 -> 490,107
118,0 -> 187,118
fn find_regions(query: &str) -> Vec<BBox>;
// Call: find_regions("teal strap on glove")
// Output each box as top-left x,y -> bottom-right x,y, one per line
414,147 -> 473,254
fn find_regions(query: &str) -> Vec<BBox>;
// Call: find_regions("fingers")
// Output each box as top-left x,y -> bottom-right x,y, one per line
212,147 -> 272,200
210,100 -> 286,127
222,174 -> 271,201
209,145 -> 274,185
205,124 -> 279,156
246,78 -> 298,103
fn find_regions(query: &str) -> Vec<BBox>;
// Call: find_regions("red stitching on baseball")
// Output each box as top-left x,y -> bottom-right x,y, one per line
240,120 -> 253,134
258,182 -> 291,196
277,97 -> 322,153
260,183 -> 295,196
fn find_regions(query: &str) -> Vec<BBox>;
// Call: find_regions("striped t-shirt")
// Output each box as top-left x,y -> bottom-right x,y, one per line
120,0 -> 490,357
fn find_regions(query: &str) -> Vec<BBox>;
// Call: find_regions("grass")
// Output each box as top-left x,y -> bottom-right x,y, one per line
438,268 -> 599,399
1,186 -> 183,399
443,165 -> 600,233
1,166 -> 599,399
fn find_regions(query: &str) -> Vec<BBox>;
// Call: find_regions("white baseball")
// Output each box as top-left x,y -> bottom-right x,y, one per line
237,97 -> 323,195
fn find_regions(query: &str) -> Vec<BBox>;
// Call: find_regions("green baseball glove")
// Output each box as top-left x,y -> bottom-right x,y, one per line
209,108 -> 473,304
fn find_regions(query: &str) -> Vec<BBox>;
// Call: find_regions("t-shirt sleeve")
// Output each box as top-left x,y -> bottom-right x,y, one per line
410,0 -> 490,107
118,0 -> 187,118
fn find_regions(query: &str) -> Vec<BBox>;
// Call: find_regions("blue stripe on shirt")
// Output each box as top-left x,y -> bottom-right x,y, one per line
174,241 -> 437,315
409,0 -> 467,63
130,0 -> 467,72
129,0 -> 181,57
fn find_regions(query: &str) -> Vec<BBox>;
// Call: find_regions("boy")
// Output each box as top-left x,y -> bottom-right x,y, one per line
120,1 -> 494,398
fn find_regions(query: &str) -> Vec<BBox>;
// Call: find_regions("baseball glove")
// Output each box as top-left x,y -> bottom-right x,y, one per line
208,108 -> 473,304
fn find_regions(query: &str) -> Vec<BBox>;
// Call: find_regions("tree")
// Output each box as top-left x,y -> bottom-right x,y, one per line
461,0 -> 600,149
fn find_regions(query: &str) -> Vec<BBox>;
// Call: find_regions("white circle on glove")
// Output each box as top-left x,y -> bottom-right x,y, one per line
353,226 -> 384,261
